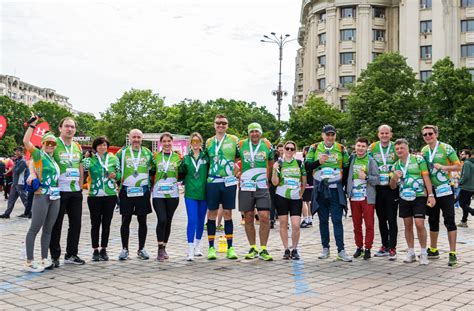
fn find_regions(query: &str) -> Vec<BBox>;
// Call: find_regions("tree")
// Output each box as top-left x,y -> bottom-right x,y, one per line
0,96 -> 31,147
286,96 -> 348,148
418,57 -> 474,150
347,53 -> 422,148
76,112 -> 99,138
0,136 -> 17,157
32,101 -> 73,136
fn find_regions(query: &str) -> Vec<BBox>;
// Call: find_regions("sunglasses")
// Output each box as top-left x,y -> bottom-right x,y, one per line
215,121 -> 228,126
43,141 -> 57,147
423,132 -> 435,137
191,139 -> 202,144
285,147 -> 296,151
325,132 -> 335,136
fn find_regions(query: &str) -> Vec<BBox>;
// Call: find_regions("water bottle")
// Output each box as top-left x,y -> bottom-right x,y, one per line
20,241 -> 26,260
218,236 -> 227,253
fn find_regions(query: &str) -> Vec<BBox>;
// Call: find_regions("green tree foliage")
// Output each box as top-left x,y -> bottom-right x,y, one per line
419,57 -> 474,151
347,53 -> 422,147
286,96 -> 348,148
0,96 -> 31,147
32,101 -> 73,135
76,112 -> 99,137
0,136 -> 17,157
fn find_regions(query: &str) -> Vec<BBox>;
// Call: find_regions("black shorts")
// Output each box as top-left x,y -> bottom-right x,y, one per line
302,187 -> 313,202
399,197 -> 426,219
119,187 -> 152,216
275,195 -> 302,217
206,183 -> 237,210
427,192 -> 456,232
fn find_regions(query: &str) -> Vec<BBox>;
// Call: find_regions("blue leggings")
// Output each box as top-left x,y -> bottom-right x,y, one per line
185,198 -> 207,243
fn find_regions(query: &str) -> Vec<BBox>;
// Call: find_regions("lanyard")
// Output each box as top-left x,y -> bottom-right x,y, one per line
249,139 -> 262,163
214,134 -> 227,159
427,141 -> 439,163
96,153 -> 109,174
42,151 -> 60,181
59,138 -> 74,164
324,144 -> 334,152
379,142 -> 391,166
161,152 -> 172,173
191,154 -> 201,173
129,146 -> 142,172
400,155 -> 411,179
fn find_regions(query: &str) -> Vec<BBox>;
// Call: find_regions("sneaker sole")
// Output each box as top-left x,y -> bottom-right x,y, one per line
137,257 -> 149,260
64,260 -> 85,265
336,257 -> 353,262
428,256 -> 440,259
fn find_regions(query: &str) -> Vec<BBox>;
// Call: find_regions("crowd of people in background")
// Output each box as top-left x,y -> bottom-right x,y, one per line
0,113 -> 472,273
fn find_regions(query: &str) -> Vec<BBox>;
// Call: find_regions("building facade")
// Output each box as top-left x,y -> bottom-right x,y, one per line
294,0 -> 474,109
0,74 -> 72,110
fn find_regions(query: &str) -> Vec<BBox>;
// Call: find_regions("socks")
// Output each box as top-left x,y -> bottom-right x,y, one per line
408,248 -> 415,255
261,245 -> 267,251
224,220 -> 233,248
421,248 -> 427,255
207,220 -> 216,248
194,239 -> 201,249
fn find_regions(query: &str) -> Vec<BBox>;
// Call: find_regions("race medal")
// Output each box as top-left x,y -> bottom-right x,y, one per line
194,172 -> 199,179
133,170 -> 139,177
214,156 -> 218,163
250,162 -> 255,168
163,173 -> 168,180
400,177 -> 405,185
104,171 -> 110,178
428,162 -> 434,171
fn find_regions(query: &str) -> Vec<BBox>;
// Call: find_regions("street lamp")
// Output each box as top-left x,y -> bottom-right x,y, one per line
261,33 -> 295,123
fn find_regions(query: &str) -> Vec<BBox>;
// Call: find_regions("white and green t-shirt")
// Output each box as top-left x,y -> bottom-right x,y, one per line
205,134 -> 239,183
30,147 -> 60,195
276,158 -> 306,200
53,138 -> 83,192
239,138 -> 273,189
152,151 -> 181,198
83,152 -> 120,197
116,146 -> 154,188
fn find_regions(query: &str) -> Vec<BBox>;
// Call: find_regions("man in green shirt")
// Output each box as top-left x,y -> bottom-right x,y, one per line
238,123 -> 274,261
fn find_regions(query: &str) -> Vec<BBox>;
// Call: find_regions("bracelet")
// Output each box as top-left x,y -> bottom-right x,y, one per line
428,194 -> 434,197
29,125 -> 36,129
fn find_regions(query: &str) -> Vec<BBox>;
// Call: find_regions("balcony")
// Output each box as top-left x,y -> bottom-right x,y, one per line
339,64 -> 355,75
465,32 -> 474,43
467,7 -> 474,18
317,20 -> 326,32
373,17 -> 386,27
340,40 -> 355,50
340,17 -> 356,28
317,44 -> 326,54
317,66 -> 326,77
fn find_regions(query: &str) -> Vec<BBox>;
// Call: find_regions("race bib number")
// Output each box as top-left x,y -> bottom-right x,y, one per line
321,167 -> 336,179
435,184 -> 453,198
401,189 -> 416,201
157,182 -> 174,195
49,187 -> 60,201
224,176 -> 238,187
284,177 -> 300,190
379,173 -> 389,186
65,168 -> 80,181
241,180 -> 257,192
351,187 -> 366,201
127,187 -> 144,197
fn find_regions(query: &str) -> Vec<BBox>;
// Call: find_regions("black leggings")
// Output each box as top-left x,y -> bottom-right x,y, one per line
153,198 -> 179,243
121,214 -> 147,250
88,196 -> 116,249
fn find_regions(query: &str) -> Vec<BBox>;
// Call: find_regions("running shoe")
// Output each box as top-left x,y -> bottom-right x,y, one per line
118,249 -> 129,261
216,224 -> 224,232
427,247 -> 440,259
163,249 -> 169,259
52,258 -> 60,268
259,249 -> 273,261
336,250 -> 352,262
457,221 -> 468,228
403,253 -> 416,263
283,249 -> 291,260
374,246 -> 389,257
291,249 -> 300,260
419,253 -> 429,265
157,248 -> 165,262
244,247 -> 258,260
92,249 -> 101,262
226,247 -> 238,260
318,248 -> 330,259
100,249 -> 109,261
448,252 -> 457,267
137,249 -> 150,260
41,258 -> 54,270
64,254 -> 85,265
194,245 -> 203,257
24,261 -> 44,273
353,248 -> 363,259
364,249 -> 371,260
300,220 -> 310,228
388,248 -> 397,261
207,247 -> 217,260
186,249 -> 194,262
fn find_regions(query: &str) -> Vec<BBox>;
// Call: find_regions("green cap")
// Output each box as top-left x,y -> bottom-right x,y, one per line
41,132 -> 57,144
248,122 -> 263,134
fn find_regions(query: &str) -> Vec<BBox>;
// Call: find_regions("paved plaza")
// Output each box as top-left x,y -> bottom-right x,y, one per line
0,193 -> 473,310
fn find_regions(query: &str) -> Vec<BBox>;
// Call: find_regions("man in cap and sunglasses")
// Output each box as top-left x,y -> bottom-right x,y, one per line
305,124 -> 352,262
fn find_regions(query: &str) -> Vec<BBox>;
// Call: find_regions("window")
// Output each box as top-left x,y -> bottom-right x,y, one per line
420,20 -> 432,33
339,76 -> 355,88
461,44 -> 474,57
373,7 -> 385,18
461,0 -> 474,7
372,52 -> 382,60
318,78 -> 326,90
340,29 -> 356,41
318,55 -> 326,66
319,33 -> 326,45
319,11 -> 327,22
420,45 -> 432,59
340,98 -> 348,112
469,69 -> 474,81
461,20 -> 474,32
420,70 -> 432,82
340,52 -> 355,65
341,7 -> 355,18
420,0 -> 432,9
373,29 -> 385,41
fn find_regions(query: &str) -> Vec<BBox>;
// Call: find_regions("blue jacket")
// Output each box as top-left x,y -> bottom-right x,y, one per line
311,179 -> 347,215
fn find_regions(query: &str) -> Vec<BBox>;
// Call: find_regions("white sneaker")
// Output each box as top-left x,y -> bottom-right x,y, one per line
41,258 -> 53,270
337,250 -> 353,262
318,248 -> 330,259
419,253 -> 429,265
24,261 -> 45,273
194,240 -> 203,256
186,245 -> 195,261
403,253 -> 416,263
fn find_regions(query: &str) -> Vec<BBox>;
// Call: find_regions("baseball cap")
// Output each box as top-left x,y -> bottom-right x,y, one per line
322,124 -> 336,134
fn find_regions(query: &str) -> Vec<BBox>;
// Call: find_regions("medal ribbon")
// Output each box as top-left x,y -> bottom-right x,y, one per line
249,139 -> 262,165
214,134 -> 227,160
129,146 -> 142,173
96,153 -> 109,177
427,141 -> 439,165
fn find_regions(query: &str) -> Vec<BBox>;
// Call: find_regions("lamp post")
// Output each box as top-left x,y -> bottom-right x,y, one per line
261,32 -> 295,123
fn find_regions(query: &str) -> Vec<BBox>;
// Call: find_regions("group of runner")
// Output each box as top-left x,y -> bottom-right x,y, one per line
20,113 -> 469,272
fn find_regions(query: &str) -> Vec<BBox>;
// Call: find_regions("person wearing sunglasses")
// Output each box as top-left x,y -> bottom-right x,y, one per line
368,124 -> 399,260
83,136 -> 120,262
238,123 -> 274,261
22,115 -> 61,272
152,133 -> 182,262
420,125 -> 461,267
205,114 -> 239,260
390,139 -> 435,265
179,132 -> 209,261
116,129 -> 155,261
305,124 -> 352,262
272,141 -> 306,260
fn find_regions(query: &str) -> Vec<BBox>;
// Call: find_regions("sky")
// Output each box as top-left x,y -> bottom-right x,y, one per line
0,0 -> 302,121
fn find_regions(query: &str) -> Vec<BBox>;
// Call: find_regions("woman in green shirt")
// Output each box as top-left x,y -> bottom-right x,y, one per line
179,132 -> 209,261
84,136 -> 120,261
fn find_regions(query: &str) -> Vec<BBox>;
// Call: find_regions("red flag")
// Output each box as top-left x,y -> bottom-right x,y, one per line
30,121 -> 50,147
0,115 -> 7,140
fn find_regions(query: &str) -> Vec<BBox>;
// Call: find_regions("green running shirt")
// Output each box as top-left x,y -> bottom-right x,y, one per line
239,138 -> 273,189
53,138 -> 83,192
276,159 -> 306,200
205,134 -> 239,183
83,153 -> 120,197
180,150 -> 209,201
116,146 -> 154,188
152,151 -> 181,198
421,141 -> 460,187
30,147 -> 60,195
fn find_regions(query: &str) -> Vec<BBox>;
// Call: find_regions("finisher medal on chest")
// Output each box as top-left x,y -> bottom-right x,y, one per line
104,171 -> 109,178
214,156 -> 219,163
250,162 -> 255,168
428,162 -> 434,171
194,172 -> 199,179
133,170 -> 139,177
163,173 -> 168,180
